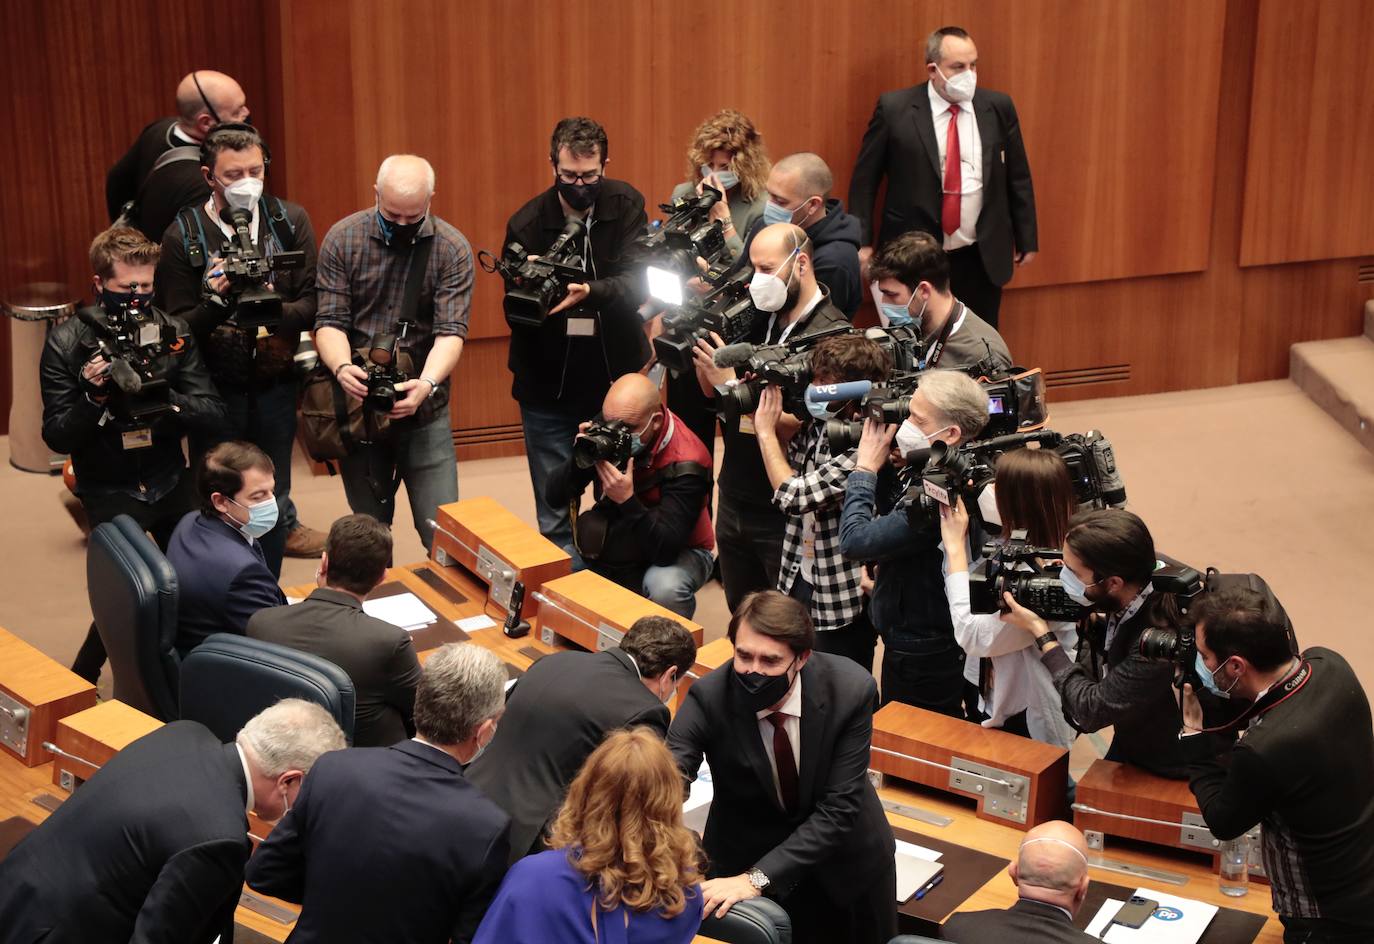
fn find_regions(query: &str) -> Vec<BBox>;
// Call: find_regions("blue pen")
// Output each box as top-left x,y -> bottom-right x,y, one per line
913,874 -> 944,901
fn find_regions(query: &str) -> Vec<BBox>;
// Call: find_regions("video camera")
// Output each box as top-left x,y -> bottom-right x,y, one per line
573,417 -> 635,470
710,324 -> 851,421
217,206 -> 305,330
77,303 -> 178,426
967,530 -> 1090,622
639,186 -> 731,307
652,266 -> 758,374
479,217 -> 588,329
361,320 -> 413,413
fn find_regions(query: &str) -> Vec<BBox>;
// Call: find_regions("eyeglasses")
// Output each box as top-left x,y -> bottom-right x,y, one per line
556,169 -> 602,185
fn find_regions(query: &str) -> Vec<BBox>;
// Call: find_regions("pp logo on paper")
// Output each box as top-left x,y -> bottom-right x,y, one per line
1153,906 -> 1184,922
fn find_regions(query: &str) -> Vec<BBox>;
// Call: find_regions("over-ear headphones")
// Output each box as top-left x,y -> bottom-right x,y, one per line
199,121 -> 272,170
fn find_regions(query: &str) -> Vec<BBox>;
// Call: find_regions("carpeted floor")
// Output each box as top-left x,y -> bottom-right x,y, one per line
4,378 -> 1371,776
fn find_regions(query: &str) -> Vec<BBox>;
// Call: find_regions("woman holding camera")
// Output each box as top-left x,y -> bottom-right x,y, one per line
670,109 -> 771,263
473,729 -> 704,944
939,447 -> 1080,748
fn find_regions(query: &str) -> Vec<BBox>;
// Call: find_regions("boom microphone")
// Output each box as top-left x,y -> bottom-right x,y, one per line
109,359 -> 143,395
545,217 -> 587,258
712,342 -> 757,369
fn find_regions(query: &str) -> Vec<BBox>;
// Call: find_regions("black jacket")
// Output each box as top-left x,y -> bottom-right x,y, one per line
466,647 -> 670,862
0,721 -> 250,944
155,194 -> 318,389
246,739 -> 511,944
246,588 -> 423,748
106,117 -> 210,243
40,305 -> 225,497
504,180 -> 650,415
668,652 -> 896,908
942,898 -> 1097,943
738,198 -> 864,319
849,82 -> 1037,286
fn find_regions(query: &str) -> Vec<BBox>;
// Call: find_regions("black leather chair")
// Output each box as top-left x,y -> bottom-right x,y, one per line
699,898 -> 792,944
88,515 -> 181,720
180,633 -> 356,744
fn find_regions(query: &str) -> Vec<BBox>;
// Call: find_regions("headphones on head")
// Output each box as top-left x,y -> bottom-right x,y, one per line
199,121 -> 272,170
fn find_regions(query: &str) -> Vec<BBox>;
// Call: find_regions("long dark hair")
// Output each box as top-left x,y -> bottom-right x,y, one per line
994,448 -> 1076,548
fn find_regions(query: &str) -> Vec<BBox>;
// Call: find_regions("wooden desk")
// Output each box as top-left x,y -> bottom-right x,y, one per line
0,625 -> 97,766
51,700 -> 162,791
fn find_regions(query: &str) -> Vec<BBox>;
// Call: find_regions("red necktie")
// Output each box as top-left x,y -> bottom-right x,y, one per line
942,104 -> 961,235
767,712 -> 799,812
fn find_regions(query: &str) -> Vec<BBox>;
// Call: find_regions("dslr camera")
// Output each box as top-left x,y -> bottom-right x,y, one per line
77,302 -> 178,426
480,217 -> 588,329
1136,559 -> 1209,686
653,267 -> 758,375
217,206 -> 305,330
967,530 -> 1090,621
361,320 -> 413,413
639,185 -> 731,306
711,323 -> 850,421
573,418 -> 635,469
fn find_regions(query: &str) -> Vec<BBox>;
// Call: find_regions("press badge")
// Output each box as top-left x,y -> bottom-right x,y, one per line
121,427 -> 153,450
738,415 -> 756,435
567,317 -> 597,337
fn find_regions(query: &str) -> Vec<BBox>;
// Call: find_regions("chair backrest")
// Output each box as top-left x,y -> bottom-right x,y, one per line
88,515 -> 181,720
180,633 -> 356,744
698,897 -> 792,944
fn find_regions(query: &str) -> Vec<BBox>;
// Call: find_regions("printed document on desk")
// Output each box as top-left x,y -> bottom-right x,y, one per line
683,762 -> 712,834
362,592 -> 437,632
1084,888 -> 1217,944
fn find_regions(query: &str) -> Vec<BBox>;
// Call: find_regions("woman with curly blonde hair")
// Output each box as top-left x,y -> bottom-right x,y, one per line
473,728 -> 704,943
670,109 -> 770,260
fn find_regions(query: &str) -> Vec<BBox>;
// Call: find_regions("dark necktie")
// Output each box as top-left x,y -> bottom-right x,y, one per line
942,104 -> 962,235
767,712 -> 799,812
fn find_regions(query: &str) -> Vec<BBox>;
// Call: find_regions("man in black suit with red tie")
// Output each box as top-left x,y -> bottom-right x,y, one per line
668,590 -> 897,944
849,25 -> 1038,329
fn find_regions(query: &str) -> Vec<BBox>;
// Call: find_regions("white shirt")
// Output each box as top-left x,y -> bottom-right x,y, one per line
927,83 -> 983,251
205,194 -> 262,244
234,743 -> 255,816
755,673 -> 803,807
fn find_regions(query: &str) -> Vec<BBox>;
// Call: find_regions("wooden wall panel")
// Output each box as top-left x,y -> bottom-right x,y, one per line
1239,0 -> 1374,267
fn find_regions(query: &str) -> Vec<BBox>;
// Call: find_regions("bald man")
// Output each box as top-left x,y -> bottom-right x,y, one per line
107,70 -> 250,242
316,155 -> 473,548
942,821 -> 1097,942
730,153 -> 863,318
546,373 -> 714,618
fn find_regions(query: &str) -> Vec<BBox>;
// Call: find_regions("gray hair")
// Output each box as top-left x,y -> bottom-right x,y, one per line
376,154 -> 436,198
413,643 -> 506,744
774,152 -> 833,200
919,369 -> 989,439
925,26 -> 972,65
236,698 -> 346,778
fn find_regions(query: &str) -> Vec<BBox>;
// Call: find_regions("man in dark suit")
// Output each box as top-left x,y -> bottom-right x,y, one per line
942,820 -> 1096,942
248,513 -> 422,747
467,615 -> 698,861
849,26 -> 1037,328
247,643 -> 512,944
668,591 -> 897,944
168,440 -> 287,656
0,700 -> 345,944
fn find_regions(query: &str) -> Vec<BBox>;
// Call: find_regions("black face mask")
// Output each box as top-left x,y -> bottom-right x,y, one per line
733,657 -> 797,713
100,287 -> 153,318
557,178 -> 601,212
378,210 -> 425,249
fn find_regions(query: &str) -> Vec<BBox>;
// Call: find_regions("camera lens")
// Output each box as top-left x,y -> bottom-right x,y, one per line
1138,628 -> 1181,661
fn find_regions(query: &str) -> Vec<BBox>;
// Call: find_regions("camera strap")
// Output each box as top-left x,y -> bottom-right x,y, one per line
400,235 -> 434,331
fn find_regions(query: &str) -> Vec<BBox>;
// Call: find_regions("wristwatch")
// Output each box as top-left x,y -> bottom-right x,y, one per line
1033,630 -> 1058,651
746,868 -> 770,892
419,377 -> 438,398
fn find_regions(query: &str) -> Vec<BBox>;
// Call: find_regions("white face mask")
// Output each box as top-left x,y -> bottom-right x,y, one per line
936,64 -> 977,103
222,176 -> 264,211
896,419 -> 950,457
749,247 -> 799,313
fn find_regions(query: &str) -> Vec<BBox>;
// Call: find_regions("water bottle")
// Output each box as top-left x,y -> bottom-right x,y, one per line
1219,836 -> 1249,896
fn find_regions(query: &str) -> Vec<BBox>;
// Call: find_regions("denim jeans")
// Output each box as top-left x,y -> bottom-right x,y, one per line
339,410 -> 458,550
520,403 -> 581,554
641,546 -> 715,619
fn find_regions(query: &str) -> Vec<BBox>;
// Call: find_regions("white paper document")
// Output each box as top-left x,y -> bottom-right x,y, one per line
1084,889 -> 1218,944
457,614 -> 498,632
683,762 -> 713,834
894,838 -> 942,862
362,592 -> 437,631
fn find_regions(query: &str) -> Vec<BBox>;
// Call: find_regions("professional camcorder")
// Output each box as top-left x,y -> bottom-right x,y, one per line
479,217 -> 588,329
573,418 -> 635,469
967,530 -> 1090,621
639,186 -> 731,306
77,302 -> 178,426
360,320 -> 413,413
653,267 -> 757,374
711,324 -> 850,421
217,206 -> 305,330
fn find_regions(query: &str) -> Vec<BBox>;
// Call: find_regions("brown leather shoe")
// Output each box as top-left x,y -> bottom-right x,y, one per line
284,523 -> 327,558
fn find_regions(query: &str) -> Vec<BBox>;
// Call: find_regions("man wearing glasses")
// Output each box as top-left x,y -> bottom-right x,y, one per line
503,116 -> 650,555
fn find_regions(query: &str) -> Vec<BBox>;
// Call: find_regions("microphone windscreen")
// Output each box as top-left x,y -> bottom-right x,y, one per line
109,358 -> 143,395
712,343 -> 756,368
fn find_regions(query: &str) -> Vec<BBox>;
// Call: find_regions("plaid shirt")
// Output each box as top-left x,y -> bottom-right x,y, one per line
315,209 -> 473,362
773,420 -> 865,632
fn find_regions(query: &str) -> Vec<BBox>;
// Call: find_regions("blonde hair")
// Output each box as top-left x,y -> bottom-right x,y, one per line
684,109 -> 770,203
89,226 -> 159,280
549,729 -> 703,917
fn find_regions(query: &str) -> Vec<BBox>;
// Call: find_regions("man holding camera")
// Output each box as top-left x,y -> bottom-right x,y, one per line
694,223 -> 851,612
155,123 -> 321,575
1178,589 -> 1374,943
839,371 -> 990,714
505,117 -> 650,554
546,373 -> 713,619
316,155 -> 470,550
42,225 -> 225,684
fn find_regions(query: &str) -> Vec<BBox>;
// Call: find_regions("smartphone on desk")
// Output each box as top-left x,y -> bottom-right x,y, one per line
1109,895 -> 1158,931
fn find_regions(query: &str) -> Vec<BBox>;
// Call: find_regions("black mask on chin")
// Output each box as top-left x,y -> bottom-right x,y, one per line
557,178 -> 601,212
733,656 -> 798,713
100,287 -> 153,319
